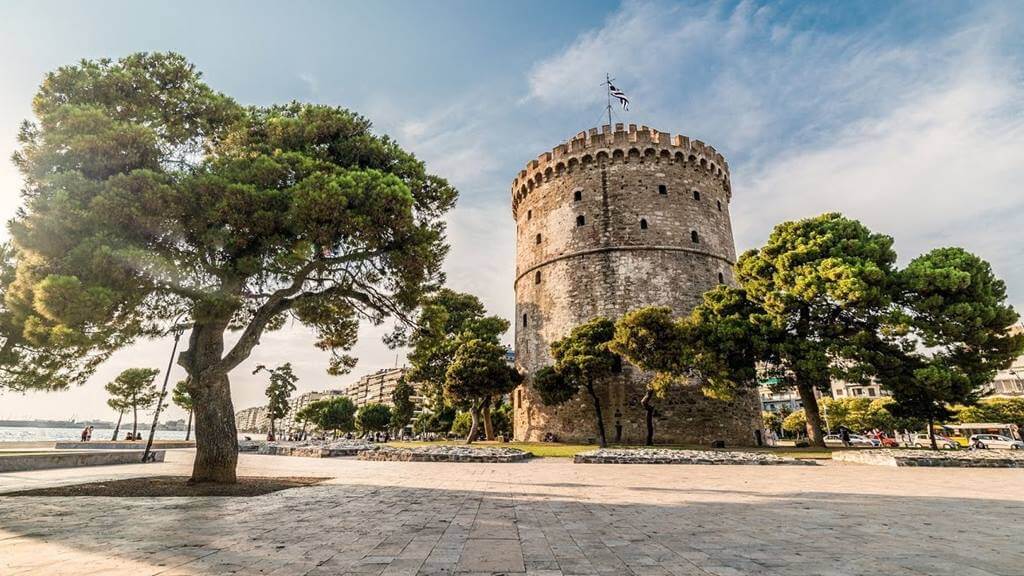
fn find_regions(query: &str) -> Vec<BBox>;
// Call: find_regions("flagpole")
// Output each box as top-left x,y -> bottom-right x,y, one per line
605,73 -> 613,128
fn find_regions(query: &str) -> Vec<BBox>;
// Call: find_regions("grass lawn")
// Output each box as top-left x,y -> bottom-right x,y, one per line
388,441 -> 834,459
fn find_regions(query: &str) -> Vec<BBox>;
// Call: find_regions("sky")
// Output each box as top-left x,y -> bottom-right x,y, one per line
1,0 -> 1022,422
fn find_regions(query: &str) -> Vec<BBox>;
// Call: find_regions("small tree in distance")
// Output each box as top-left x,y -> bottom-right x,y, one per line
104,368 -> 161,440
534,318 -> 621,448
357,403 -> 393,436
390,378 -> 417,435
444,339 -> 521,444
296,396 -> 356,439
254,363 -> 298,440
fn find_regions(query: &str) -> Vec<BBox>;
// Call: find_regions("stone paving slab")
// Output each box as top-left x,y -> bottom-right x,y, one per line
1,452 -> 1023,575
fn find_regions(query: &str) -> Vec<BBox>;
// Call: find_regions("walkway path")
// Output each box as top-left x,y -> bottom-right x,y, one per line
2,450 -> 1022,575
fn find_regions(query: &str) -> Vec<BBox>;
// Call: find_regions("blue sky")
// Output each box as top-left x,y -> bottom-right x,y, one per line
1,0 -> 1022,420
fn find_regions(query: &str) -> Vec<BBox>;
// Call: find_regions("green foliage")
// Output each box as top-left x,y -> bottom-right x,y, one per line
403,289 -> 509,405
104,368 -> 161,413
953,397 -> 1024,425
1,52 -> 458,480
782,410 -> 807,435
296,396 -> 356,435
171,379 -> 194,411
390,378 -> 417,431
451,411 -> 473,438
444,339 -> 520,406
356,402 -> 392,433
490,400 -> 513,438
535,317 -> 621,447
878,248 -> 1023,427
762,411 -> 782,433
254,363 -> 298,422
413,403 -> 456,435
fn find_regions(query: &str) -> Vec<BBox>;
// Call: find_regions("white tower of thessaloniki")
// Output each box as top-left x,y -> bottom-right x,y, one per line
510,123 -> 762,445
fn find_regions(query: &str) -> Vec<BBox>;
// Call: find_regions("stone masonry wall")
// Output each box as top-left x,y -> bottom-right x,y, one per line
511,123 -> 762,446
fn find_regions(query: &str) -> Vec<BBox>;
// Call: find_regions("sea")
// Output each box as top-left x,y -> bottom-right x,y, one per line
0,426 -> 190,442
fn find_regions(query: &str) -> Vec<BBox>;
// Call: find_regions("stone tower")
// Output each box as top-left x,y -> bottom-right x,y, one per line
511,123 -> 762,445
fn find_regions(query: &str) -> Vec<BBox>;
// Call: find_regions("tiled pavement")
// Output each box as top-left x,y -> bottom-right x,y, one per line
1,450 -> 1023,575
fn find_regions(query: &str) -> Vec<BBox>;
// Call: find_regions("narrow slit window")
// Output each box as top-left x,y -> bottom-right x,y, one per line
527,209 -> 532,220
576,215 -> 586,227
640,219 -> 648,230
522,314 -> 528,327
573,190 -> 582,201
693,190 -> 701,201
718,272 -> 725,284
535,271 -> 541,284
717,200 -> 722,211
658,184 -> 667,195
691,230 -> 700,243
535,233 -> 542,245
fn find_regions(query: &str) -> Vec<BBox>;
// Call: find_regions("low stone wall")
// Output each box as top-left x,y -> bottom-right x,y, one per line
0,450 -> 165,472
833,449 -> 1024,468
357,446 -> 531,463
574,448 -> 816,465
257,445 -> 367,458
55,441 -> 194,450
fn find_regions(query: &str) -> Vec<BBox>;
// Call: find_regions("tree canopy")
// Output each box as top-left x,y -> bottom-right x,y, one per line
444,339 -> 520,443
356,402 -> 392,433
389,377 -> 416,432
296,395 -> 356,437
2,53 -> 457,482
104,367 -> 161,437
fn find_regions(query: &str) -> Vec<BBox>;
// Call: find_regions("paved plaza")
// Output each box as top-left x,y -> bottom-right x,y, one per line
1,450 -> 1023,576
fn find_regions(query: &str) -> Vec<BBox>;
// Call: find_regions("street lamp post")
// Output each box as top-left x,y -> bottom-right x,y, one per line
142,323 -> 190,463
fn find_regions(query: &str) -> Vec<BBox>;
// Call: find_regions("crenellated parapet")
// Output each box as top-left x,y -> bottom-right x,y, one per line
511,123 -> 731,218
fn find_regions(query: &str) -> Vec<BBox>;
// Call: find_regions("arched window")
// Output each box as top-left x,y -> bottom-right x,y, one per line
658,184 -> 668,195
640,219 -> 648,230
691,230 -> 700,243
576,215 -> 586,227
535,233 -> 542,245
527,209 -> 532,220
522,314 -> 528,327
573,189 -> 582,202
534,271 -> 541,284
693,190 -> 701,201
718,272 -> 725,284
717,200 -> 722,211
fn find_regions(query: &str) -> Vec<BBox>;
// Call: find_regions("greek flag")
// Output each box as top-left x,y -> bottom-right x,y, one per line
609,83 -> 630,111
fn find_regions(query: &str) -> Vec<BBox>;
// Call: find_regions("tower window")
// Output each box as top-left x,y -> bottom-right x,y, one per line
535,271 -> 541,284
527,209 -> 532,220
573,190 -> 582,202
535,233 -> 542,245
717,200 -> 722,211
658,184 -> 667,195
522,314 -> 528,327
576,215 -> 586,227
718,272 -> 725,284
640,219 -> 648,230
693,190 -> 701,201
691,230 -> 700,243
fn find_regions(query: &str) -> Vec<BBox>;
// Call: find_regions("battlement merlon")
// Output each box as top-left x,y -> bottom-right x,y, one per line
510,125 -> 731,218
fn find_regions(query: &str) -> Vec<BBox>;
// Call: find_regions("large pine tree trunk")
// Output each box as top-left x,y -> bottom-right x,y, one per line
466,403 -> 481,445
585,381 -> 608,448
796,382 -> 826,447
481,396 -> 495,441
185,410 -> 193,441
131,403 -> 138,438
190,371 -> 238,483
112,410 -> 124,441
641,387 -> 655,446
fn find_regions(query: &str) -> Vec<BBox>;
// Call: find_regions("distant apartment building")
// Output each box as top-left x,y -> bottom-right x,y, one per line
984,324 -> 1024,397
759,377 -> 887,413
830,380 -> 891,399
342,367 -> 410,409
235,406 -> 269,433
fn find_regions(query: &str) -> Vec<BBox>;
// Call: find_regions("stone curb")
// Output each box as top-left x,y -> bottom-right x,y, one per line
357,447 -> 532,463
573,449 -> 817,465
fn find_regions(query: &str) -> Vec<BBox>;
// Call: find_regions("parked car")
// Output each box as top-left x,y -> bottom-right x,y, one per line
823,434 -> 874,447
910,433 -> 959,449
969,434 -> 1024,450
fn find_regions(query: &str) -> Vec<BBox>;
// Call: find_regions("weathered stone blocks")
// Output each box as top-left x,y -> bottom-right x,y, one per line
512,125 -> 762,445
